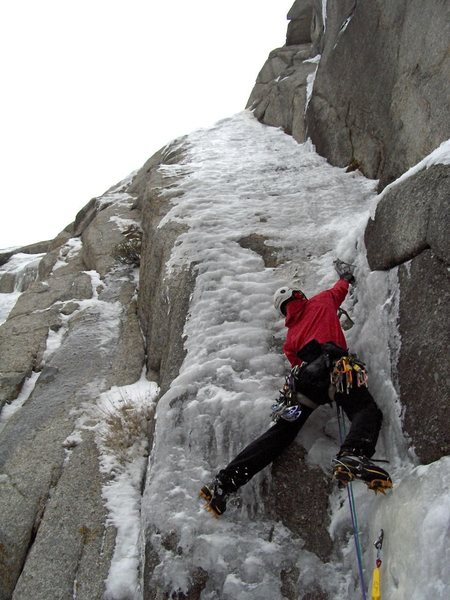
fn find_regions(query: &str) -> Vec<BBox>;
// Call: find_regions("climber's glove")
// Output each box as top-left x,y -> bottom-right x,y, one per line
340,272 -> 355,284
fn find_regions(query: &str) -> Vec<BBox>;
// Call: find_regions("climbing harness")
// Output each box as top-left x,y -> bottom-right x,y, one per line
271,370 -> 303,422
271,365 -> 321,422
331,355 -> 368,393
336,404 -> 368,600
371,530 -> 384,600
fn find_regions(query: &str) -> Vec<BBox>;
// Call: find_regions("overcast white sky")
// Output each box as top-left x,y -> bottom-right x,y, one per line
0,0 -> 294,249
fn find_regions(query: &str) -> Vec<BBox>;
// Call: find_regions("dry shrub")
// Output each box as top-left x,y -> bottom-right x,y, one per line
112,225 -> 142,267
97,392 -> 155,466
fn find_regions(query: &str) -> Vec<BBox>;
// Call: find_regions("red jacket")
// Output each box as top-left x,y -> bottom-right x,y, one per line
283,279 -> 349,367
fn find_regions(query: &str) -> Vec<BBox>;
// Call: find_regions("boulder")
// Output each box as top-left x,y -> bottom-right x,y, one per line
365,165 -> 450,270
247,46 -> 317,143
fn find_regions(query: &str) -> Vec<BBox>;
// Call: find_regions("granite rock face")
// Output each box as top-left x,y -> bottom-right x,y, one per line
265,442 -> 333,561
0,137 -> 200,599
365,164 -> 450,464
249,0 -> 450,188
245,0 -> 318,143
0,241 -> 51,269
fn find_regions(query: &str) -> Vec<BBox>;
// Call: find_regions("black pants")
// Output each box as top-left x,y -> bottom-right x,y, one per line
217,384 -> 382,493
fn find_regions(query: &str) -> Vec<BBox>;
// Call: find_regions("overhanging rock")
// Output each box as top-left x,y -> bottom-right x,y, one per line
365,164 -> 450,270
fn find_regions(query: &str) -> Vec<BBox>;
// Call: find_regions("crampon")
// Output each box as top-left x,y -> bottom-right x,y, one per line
199,483 -> 227,517
332,454 -> 393,495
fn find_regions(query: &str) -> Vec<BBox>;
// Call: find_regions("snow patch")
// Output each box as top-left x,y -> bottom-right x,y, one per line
322,0 -> 328,31
52,238 -> 82,272
378,138 -> 450,200
0,371 -> 40,432
79,374 -> 159,600
0,252 -> 44,323
109,216 -> 140,232
305,66 -> 319,112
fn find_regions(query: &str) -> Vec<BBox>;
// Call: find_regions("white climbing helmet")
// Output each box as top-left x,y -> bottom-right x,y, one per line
273,286 -> 294,316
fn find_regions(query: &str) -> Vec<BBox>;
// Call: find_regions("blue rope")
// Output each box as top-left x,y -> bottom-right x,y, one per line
336,405 -> 368,600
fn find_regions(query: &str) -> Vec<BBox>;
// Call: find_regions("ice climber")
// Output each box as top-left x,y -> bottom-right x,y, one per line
200,260 -> 392,516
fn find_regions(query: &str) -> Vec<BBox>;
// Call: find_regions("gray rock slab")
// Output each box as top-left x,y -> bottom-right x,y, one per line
0,262 -> 144,597
128,147 -> 166,202
11,435 -> 115,600
237,234 -> 279,268
427,168 -> 450,263
0,272 -> 16,293
397,250 -> 450,463
0,247 -> 95,407
365,165 -> 450,270
81,202 -> 141,277
0,310 -> 58,406
109,283 -> 146,387
73,197 -> 99,237
305,0 -> 450,186
8,271 -> 93,318
136,142 -> 197,395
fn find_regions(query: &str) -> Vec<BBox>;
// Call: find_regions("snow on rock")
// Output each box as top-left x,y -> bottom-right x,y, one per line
77,375 -> 159,600
51,237 -> 82,272
0,371 -> 40,434
377,137 -> 450,202
0,290 -> 21,326
0,252 -> 44,323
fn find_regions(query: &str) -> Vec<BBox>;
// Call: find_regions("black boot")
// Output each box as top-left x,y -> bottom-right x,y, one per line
199,477 -> 230,517
332,451 -> 392,494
